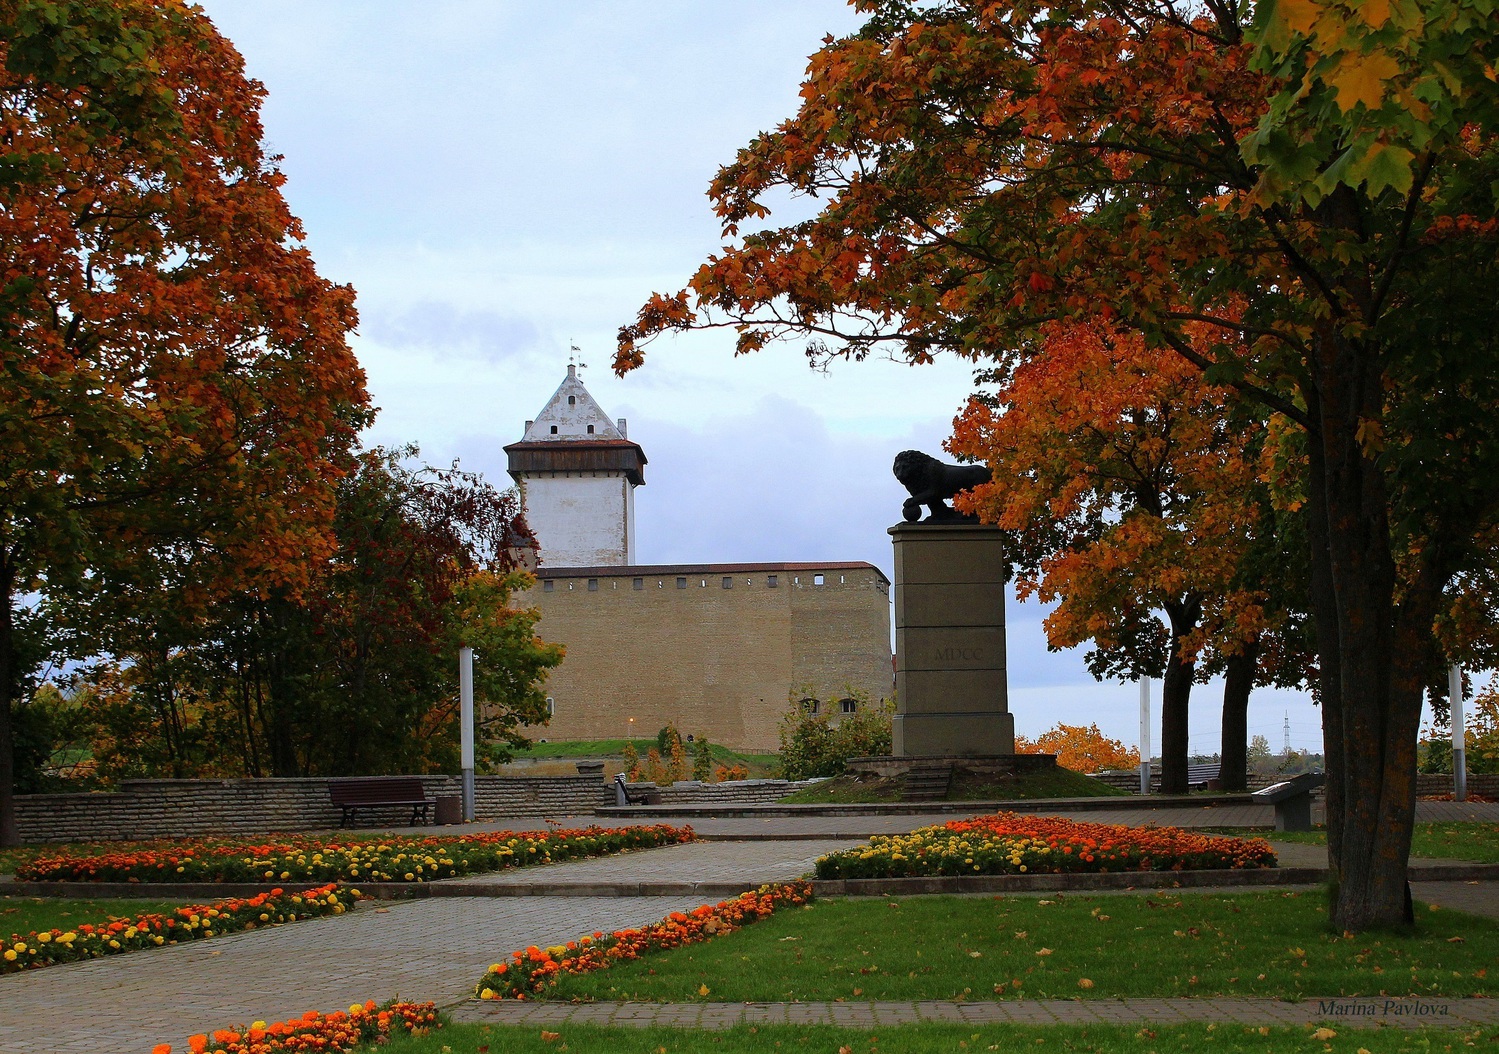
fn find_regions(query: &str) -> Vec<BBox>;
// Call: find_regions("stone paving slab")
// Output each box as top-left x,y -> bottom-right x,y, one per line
0,895 -> 704,1054
454,996 -> 1499,1030
434,837 -> 856,888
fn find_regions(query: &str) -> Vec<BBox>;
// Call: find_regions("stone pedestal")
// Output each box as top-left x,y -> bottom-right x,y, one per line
889,522 -> 1013,756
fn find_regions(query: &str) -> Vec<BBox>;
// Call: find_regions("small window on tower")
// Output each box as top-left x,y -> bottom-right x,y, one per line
542,580 -> 554,592
549,425 -> 558,434
633,577 -> 643,590
767,575 -> 778,587
587,578 -> 598,591
676,577 -> 687,589
546,697 -> 555,716
722,577 -> 733,589
587,425 -> 594,434
814,574 -> 826,585
568,395 -> 576,405
840,698 -> 857,714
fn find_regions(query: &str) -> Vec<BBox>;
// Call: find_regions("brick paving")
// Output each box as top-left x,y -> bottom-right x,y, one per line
0,895 -> 708,1054
454,996 -> 1499,1030
443,838 -> 857,889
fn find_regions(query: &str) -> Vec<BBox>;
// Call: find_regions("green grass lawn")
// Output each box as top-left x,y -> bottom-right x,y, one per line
780,765 -> 1130,804
1,895 -> 187,939
1265,822 -> 1499,864
362,1022 -> 1486,1054
536,892 -> 1496,1003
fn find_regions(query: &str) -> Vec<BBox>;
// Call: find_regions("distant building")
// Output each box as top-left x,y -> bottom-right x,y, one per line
504,364 -> 646,567
508,368 -> 892,751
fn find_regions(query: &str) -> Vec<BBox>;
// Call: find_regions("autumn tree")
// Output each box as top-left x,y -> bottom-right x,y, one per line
76,449 -> 563,779
616,1 -> 1499,929
1016,722 -> 1140,774
0,1 -> 366,845
950,320 -> 1311,792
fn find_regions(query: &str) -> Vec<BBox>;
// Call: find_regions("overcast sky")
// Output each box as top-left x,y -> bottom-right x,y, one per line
194,0 -> 1337,753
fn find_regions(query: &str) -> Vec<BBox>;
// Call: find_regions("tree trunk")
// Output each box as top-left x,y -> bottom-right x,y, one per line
1219,638 -> 1259,792
1158,597 -> 1202,794
1307,321 -> 1434,931
0,560 -> 18,848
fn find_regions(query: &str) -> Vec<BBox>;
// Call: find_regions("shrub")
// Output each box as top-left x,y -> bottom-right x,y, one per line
778,690 -> 892,780
691,737 -> 713,781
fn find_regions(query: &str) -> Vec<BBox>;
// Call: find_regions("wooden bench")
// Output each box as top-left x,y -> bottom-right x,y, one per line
1186,763 -> 1221,790
328,778 -> 435,828
1251,771 -> 1325,831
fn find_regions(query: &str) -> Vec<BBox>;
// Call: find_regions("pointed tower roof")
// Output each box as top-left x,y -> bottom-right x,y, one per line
519,364 -> 628,442
506,364 -> 646,484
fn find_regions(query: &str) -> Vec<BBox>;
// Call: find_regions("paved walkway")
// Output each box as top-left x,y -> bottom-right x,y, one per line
0,894 -> 709,1054
373,796 -> 1499,839
454,995 -> 1499,1030
3,801 -> 1495,1052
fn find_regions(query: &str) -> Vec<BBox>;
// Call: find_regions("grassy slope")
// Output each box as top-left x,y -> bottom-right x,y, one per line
540,891 -> 1497,1003
780,765 -> 1131,803
512,739 -> 779,777
365,1022 -> 1481,1054
1,896 -> 187,939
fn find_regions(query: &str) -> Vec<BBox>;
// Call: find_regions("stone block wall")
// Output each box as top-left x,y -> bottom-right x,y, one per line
1090,769 -> 1498,799
12,774 -> 824,845
522,562 -> 892,752
640,778 -> 822,804
13,774 -> 613,845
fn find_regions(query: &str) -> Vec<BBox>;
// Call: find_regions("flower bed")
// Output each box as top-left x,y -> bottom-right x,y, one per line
152,1000 -> 437,1054
814,813 -> 1276,879
475,881 -> 812,1000
1,885 -> 351,974
17,824 -> 694,884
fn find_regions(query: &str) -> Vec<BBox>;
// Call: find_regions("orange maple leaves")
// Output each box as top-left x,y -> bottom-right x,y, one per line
949,319 -> 1273,666
1016,722 -> 1141,774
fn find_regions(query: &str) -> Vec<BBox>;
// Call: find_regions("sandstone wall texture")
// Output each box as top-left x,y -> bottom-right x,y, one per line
523,562 -> 893,752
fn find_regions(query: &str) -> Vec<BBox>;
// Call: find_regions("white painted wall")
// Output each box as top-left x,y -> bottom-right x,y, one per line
523,473 -> 632,566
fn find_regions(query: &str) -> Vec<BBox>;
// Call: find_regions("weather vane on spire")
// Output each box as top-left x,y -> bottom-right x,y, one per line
569,343 -> 587,374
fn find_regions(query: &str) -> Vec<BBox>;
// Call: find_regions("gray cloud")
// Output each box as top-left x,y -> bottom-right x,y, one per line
362,302 -> 542,363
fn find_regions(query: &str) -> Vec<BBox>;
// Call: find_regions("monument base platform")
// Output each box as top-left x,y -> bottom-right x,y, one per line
845,753 -> 1058,781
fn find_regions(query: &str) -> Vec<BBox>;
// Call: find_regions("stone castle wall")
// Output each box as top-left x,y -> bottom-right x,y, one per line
524,563 -> 893,751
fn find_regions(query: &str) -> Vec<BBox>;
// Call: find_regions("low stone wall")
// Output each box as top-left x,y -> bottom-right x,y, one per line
1418,772 -> 1499,798
1091,771 -> 1283,794
1091,770 -> 1498,799
630,778 -> 823,804
14,774 -> 614,845
13,772 -> 827,845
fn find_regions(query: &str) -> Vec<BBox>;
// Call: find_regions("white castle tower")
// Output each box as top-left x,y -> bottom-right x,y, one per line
505,364 -> 646,567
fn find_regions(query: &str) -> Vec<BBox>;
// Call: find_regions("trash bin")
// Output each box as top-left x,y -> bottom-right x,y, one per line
434,794 -> 462,825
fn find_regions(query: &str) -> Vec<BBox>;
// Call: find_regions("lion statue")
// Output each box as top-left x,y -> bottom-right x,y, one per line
892,449 -> 992,523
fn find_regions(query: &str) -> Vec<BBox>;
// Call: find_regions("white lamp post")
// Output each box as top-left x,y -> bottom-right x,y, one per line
1449,665 -> 1467,803
460,645 -> 475,822
1139,676 -> 1152,796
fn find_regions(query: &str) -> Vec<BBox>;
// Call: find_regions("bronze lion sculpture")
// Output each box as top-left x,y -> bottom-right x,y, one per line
892,449 -> 992,523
